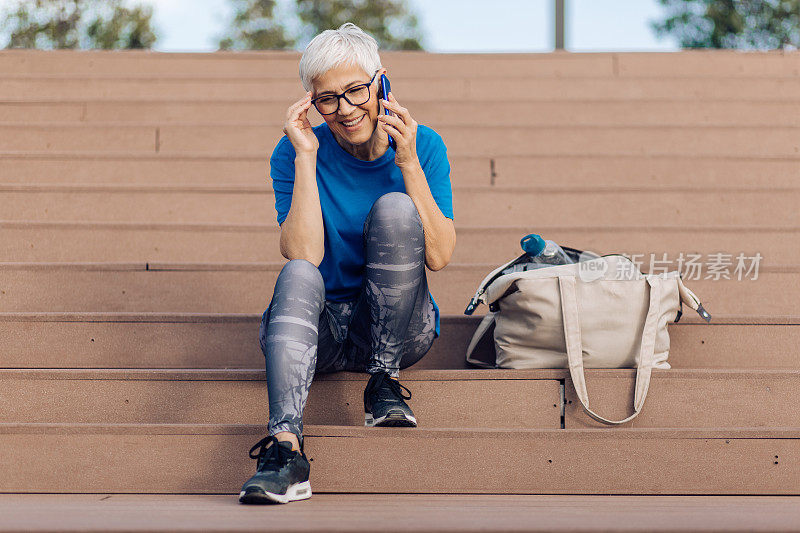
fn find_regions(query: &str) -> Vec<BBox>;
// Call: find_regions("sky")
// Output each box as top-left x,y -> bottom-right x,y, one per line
146,0 -> 681,53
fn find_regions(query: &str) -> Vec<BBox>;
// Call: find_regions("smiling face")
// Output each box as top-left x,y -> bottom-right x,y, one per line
311,62 -> 385,149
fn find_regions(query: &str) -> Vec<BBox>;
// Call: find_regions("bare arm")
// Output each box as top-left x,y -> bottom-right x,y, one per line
279,152 -> 324,266
277,92 -> 324,266
400,160 -> 456,271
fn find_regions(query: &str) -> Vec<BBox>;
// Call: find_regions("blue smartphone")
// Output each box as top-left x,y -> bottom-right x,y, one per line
379,74 -> 397,150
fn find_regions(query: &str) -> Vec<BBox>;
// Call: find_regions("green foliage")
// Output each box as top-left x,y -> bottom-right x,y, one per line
85,1 -> 157,49
294,0 -> 423,50
2,0 -> 82,48
218,0 -> 294,50
1,0 -> 157,49
218,0 -> 424,51
652,0 -> 800,49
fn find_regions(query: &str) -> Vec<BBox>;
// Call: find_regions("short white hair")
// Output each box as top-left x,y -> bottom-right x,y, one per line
299,22 -> 382,93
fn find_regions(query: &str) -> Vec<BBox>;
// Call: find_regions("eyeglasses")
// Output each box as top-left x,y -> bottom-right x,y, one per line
311,70 -> 378,115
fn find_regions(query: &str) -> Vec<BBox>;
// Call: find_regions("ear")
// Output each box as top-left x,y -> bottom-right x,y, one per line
377,67 -> 388,99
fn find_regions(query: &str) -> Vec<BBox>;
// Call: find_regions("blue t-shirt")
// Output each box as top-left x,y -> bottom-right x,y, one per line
269,122 -> 454,337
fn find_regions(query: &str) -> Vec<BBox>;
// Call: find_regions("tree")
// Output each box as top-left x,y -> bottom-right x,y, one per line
217,0 -> 425,50
85,1 -> 157,49
651,0 -> 800,49
294,0 -> 424,50
1,0 -> 157,49
218,0 -> 295,50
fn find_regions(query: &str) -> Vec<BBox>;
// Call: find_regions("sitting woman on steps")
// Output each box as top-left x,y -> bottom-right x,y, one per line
239,22 -> 456,504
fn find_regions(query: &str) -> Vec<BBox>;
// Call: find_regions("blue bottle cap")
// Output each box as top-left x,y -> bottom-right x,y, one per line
520,233 -> 546,255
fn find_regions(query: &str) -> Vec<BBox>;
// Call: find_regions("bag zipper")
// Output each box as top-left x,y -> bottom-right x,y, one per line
464,252 -> 527,315
465,251 -> 711,323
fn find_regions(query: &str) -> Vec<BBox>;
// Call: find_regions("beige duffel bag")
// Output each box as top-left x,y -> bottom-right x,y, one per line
465,253 -> 711,425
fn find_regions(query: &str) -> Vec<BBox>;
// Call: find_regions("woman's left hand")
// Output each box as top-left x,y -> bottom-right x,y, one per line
378,91 -> 418,169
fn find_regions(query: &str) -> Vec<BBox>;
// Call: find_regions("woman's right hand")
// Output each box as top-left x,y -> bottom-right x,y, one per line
283,91 -> 319,155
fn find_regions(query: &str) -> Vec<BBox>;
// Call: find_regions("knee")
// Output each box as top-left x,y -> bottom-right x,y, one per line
371,192 -> 419,220
366,192 -> 422,232
274,259 -> 325,304
280,258 -> 323,279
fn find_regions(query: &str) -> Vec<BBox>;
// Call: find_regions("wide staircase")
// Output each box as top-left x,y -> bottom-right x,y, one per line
1,49 -> 800,530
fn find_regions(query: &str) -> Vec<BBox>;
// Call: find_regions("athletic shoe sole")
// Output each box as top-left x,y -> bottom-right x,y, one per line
365,409 -> 417,427
238,480 -> 312,504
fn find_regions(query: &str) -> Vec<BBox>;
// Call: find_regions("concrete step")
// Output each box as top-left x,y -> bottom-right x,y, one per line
75,100 -> 800,127
1,152 -> 798,189
2,186 -> 798,227
7,100 -> 800,127
5,77 -> 800,100
3,50 -> 799,78
0,312 -> 482,370
2,312 -> 793,370
2,223 -> 792,266
1,493 -> 799,533
0,152 -> 281,186
0,124 -> 155,152
2,423 -> 799,494
0,77 -> 454,100
0,101 -> 84,122
0,262 -> 789,316
560,368 -> 800,429
0,368 -> 561,429
3,48 -> 798,505
615,51 -> 800,78
0,51 -> 617,77
2,368 -> 798,430
3,123 -> 799,157
157,124 -> 800,157
489,154 -> 800,189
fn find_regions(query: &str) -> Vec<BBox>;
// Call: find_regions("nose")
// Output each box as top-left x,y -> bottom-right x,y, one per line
337,97 -> 357,116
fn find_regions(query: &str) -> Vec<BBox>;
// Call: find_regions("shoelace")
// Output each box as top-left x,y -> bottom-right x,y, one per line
248,435 -> 295,471
364,371 -> 412,407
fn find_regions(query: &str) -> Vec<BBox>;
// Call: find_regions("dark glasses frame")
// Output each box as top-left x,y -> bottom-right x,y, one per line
310,70 -> 379,115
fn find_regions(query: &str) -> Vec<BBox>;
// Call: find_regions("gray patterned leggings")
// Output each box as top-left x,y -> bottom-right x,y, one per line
259,192 -> 437,443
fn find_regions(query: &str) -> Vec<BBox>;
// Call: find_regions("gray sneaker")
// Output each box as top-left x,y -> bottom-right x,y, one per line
239,435 -> 311,504
363,371 -> 417,427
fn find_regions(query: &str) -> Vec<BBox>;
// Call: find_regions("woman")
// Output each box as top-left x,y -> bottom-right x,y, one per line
239,22 -> 455,505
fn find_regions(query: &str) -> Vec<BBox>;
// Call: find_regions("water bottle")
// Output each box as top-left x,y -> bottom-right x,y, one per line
516,233 -> 574,270
466,234 -> 577,314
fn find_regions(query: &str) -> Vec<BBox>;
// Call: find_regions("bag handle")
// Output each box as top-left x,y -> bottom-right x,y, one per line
465,312 -> 498,368
558,274 -> 661,425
